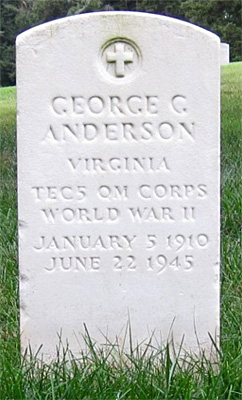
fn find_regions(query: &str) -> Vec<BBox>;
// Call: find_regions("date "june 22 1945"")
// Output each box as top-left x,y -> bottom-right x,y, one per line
45,254 -> 196,273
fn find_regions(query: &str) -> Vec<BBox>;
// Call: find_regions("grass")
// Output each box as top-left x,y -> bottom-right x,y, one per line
0,63 -> 242,399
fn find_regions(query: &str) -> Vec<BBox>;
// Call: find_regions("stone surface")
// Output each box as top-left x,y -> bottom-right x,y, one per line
17,12 -> 220,360
220,43 -> 230,65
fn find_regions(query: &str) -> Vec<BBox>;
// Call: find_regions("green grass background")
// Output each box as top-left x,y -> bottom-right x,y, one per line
0,63 -> 241,399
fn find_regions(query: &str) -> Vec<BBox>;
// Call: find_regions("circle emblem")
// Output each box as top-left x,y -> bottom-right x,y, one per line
101,39 -> 141,79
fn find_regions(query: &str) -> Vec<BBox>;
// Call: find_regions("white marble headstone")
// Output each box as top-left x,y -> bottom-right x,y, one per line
17,12 -> 220,360
220,43 -> 230,65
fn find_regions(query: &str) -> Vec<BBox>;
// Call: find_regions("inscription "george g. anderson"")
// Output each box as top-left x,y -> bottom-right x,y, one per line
43,94 -> 195,143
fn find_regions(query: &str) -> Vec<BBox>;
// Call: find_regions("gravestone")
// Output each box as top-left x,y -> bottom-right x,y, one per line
220,43 -> 230,65
17,12 -> 220,360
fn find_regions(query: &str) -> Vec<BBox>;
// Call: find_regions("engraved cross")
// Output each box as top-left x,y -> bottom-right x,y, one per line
106,43 -> 134,77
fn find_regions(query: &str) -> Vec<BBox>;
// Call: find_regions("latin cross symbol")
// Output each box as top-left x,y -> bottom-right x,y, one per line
106,43 -> 134,77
